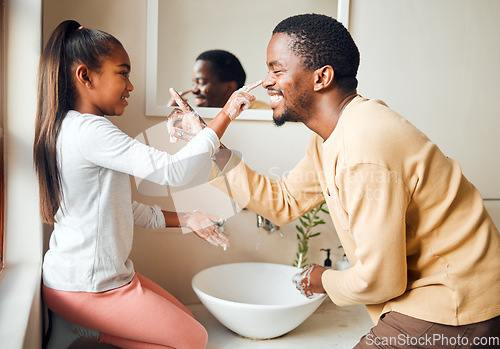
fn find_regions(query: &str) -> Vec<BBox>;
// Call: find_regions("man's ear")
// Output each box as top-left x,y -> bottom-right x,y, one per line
221,80 -> 238,101
75,64 -> 92,88
313,65 -> 334,91
225,80 -> 238,94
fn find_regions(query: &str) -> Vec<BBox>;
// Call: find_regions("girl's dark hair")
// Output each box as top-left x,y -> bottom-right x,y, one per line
273,13 -> 360,91
34,20 -> 122,224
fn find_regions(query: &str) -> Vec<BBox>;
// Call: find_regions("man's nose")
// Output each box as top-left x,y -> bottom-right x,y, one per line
262,72 -> 274,89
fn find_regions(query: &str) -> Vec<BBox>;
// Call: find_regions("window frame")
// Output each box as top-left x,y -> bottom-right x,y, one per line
1,0 -> 5,271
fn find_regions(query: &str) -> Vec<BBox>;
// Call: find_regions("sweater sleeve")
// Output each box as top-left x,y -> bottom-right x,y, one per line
210,135 -> 325,226
131,201 -> 166,229
322,163 -> 410,306
76,115 -> 220,187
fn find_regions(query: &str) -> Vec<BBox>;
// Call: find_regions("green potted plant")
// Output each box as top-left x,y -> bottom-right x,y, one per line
293,202 -> 329,268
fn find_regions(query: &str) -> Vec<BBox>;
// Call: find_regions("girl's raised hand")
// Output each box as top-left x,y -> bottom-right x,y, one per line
167,88 -> 193,107
167,81 -> 261,143
221,80 -> 262,120
166,88 -> 206,143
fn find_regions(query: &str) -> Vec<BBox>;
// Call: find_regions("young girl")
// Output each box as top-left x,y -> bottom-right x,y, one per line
35,20 -> 258,348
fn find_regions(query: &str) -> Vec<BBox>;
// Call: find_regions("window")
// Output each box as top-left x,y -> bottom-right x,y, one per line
1,1 -> 5,271
0,128 -> 3,271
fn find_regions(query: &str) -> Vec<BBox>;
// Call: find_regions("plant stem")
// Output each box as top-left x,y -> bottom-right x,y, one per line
293,202 -> 328,268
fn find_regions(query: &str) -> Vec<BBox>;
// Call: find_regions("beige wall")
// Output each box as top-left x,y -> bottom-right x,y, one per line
349,0 -> 500,199
42,0 -> 341,304
348,0 -> 500,227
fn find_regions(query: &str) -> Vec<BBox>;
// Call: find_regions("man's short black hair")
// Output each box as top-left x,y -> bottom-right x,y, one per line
273,13 -> 360,91
196,50 -> 246,89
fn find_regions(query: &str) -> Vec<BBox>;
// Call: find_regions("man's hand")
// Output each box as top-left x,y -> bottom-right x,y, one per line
292,263 -> 327,298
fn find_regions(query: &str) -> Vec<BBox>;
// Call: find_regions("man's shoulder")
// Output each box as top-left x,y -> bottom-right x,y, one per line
339,97 -> 434,163
343,97 -> 411,135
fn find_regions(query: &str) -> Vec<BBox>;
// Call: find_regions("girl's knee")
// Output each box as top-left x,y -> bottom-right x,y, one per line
190,322 -> 208,349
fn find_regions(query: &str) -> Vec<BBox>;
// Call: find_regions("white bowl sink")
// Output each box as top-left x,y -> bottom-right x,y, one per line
192,262 -> 326,339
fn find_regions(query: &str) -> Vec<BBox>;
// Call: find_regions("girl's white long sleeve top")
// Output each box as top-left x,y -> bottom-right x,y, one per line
42,110 -> 219,292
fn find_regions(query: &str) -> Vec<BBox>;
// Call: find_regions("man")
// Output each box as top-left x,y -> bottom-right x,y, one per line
168,49 -> 269,109
203,14 -> 500,348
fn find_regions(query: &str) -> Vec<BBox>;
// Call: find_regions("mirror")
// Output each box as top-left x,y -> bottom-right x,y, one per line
146,0 -> 347,120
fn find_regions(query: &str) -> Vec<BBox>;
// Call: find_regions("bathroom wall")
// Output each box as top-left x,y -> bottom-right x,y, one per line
349,0 -> 500,224
350,0 -> 500,200
42,0 -> 341,304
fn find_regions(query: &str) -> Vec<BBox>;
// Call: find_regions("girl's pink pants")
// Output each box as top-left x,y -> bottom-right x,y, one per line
42,272 -> 208,348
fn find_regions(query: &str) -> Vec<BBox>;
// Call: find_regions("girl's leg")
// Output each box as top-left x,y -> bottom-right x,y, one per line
43,273 -> 207,349
135,272 -> 193,317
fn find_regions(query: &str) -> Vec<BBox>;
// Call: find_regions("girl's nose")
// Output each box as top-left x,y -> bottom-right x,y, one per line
127,79 -> 134,91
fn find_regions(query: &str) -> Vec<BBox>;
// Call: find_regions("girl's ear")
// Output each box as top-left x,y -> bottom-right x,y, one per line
313,65 -> 334,91
75,64 -> 92,88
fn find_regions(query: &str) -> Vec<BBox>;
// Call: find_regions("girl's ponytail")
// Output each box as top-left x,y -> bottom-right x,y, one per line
34,20 -> 121,224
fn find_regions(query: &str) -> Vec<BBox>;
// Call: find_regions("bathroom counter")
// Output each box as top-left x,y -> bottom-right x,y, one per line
188,297 -> 373,349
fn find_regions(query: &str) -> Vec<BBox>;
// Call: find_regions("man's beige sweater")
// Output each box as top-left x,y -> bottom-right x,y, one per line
211,96 -> 500,325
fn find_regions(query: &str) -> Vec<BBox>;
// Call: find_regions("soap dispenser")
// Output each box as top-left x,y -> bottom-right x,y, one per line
320,248 -> 332,269
335,245 -> 351,271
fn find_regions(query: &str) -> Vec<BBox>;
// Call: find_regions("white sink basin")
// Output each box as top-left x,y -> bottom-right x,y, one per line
192,262 -> 326,339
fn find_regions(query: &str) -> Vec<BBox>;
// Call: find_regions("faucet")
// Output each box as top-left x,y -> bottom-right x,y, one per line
256,214 -> 283,237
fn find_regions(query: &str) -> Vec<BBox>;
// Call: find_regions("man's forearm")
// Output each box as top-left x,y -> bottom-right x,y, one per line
214,147 -> 232,171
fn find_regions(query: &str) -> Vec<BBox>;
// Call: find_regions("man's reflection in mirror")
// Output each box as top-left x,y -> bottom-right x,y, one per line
168,49 -> 269,110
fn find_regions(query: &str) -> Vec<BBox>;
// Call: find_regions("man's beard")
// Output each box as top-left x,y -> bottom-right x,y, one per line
272,93 -> 311,127
273,107 -> 302,126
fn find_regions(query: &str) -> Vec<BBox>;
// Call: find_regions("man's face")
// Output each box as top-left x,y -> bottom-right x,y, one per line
191,60 -> 235,107
263,33 -> 314,126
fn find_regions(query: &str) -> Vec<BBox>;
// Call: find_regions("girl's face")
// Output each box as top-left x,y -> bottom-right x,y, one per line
86,46 -> 134,116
